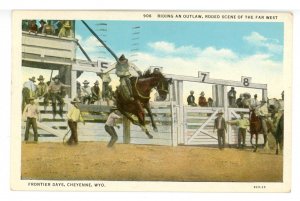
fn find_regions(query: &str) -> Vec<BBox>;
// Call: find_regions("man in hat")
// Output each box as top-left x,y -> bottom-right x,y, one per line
22,97 -> 39,143
187,90 -> 197,106
227,113 -> 249,149
91,80 -> 101,104
42,20 -> 55,35
48,75 -> 70,119
58,20 -> 73,38
198,91 -> 208,107
105,108 -> 121,147
250,94 -> 260,109
228,87 -> 237,107
38,20 -> 46,34
115,54 -> 143,102
97,71 -> 111,100
22,76 -> 37,111
36,75 -> 49,111
66,98 -> 85,145
80,80 -> 92,104
255,99 -> 269,134
214,110 -> 227,150
28,20 -> 38,34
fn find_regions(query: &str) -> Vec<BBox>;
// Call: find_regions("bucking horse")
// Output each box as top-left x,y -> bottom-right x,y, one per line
80,20 -> 172,138
115,68 -> 172,138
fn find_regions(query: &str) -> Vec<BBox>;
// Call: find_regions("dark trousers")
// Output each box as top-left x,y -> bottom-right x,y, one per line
50,93 -> 64,116
105,125 -> 118,147
25,117 -> 38,141
67,120 -> 78,144
217,129 -> 225,149
238,128 -> 246,148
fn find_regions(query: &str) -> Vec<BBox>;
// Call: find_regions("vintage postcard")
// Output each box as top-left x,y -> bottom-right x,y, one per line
11,10 -> 292,192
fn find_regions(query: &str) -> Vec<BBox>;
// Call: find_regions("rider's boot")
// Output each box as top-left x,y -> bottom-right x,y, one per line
125,78 -> 134,101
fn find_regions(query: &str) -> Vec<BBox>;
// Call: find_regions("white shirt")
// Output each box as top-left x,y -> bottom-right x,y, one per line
23,80 -> 37,92
105,112 -> 121,126
23,103 -> 39,119
81,86 -> 91,96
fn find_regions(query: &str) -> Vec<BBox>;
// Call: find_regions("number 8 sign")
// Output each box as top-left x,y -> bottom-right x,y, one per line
241,76 -> 252,87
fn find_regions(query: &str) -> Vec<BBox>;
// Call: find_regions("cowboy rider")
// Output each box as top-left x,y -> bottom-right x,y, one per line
255,99 -> 269,133
115,54 -> 143,101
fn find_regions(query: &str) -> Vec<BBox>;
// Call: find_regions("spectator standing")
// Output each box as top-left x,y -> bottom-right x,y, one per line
105,108 -> 121,147
22,97 -> 39,142
214,110 -> 227,150
66,98 -> 85,145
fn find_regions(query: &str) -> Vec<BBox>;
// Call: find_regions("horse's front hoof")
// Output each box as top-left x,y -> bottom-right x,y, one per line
153,127 -> 158,132
276,150 -> 279,155
146,133 -> 153,139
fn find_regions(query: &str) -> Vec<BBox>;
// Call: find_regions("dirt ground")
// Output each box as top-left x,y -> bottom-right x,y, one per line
21,142 -> 283,182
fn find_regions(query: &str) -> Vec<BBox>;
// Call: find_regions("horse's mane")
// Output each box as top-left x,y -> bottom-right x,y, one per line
141,68 -> 164,79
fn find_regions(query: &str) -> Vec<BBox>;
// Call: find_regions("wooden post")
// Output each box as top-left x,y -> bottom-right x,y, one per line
177,81 -> 185,144
262,89 -> 268,101
223,85 -> 229,145
123,117 -> 131,144
71,69 -> 77,99
169,83 -> 177,147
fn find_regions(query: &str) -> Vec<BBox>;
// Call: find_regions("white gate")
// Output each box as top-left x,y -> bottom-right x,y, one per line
183,107 -> 223,145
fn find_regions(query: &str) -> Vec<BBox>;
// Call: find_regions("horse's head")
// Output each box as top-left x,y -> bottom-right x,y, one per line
267,98 -> 280,113
157,77 -> 172,101
143,67 -> 172,101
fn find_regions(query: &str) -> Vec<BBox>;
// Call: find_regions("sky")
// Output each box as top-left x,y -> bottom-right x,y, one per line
73,20 -> 284,101
22,20 -> 284,101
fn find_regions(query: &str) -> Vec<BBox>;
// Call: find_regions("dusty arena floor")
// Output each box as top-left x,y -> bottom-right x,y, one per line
21,142 -> 283,182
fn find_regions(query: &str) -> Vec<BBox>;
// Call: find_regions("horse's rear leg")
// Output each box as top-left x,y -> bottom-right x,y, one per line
141,125 -> 153,139
253,134 -> 258,152
263,134 -> 270,150
275,140 -> 279,155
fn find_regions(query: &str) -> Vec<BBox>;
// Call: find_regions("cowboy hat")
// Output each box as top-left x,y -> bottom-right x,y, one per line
200,91 -> 205,96
218,110 -> 224,114
29,76 -> 36,82
71,98 -> 81,104
39,19 -> 46,24
83,80 -> 90,84
118,54 -> 128,63
110,106 -> 118,112
190,90 -> 194,94
94,80 -> 99,85
53,75 -> 60,80
64,21 -> 71,28
37,75 -> 45,81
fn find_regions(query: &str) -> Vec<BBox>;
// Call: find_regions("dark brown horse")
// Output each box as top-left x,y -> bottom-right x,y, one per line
274,114 -> 284,155
249,109 -> 271,152
115,68 -> 172,138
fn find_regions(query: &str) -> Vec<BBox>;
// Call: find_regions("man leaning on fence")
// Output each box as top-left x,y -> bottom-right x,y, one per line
227,113 -> 249,149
